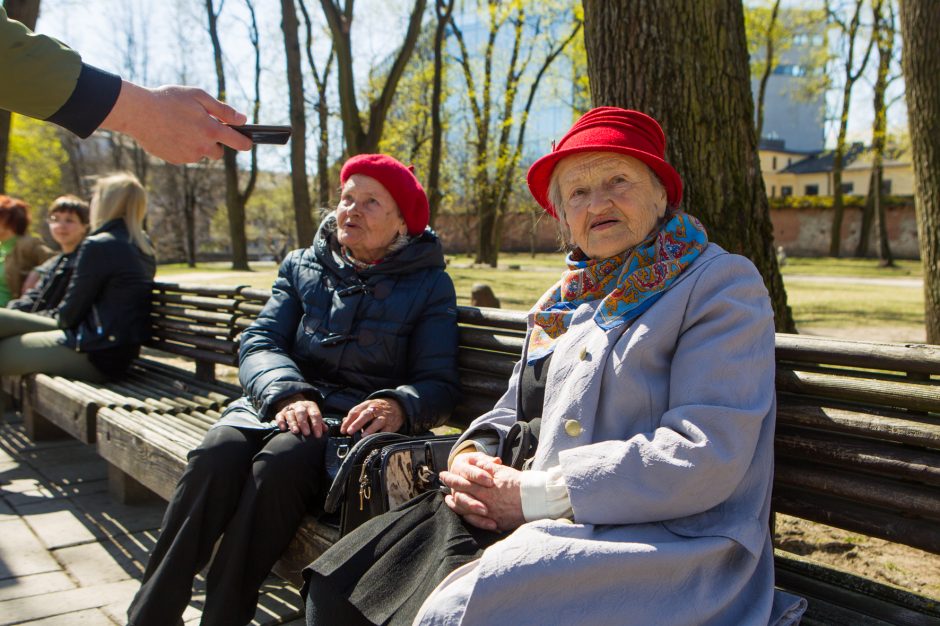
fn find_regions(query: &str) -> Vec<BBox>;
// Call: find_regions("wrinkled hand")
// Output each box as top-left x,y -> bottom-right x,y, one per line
341,398 -> 405,435
440,452 -> 525,532
100,82 -> 253,164
273,394 -> 325,438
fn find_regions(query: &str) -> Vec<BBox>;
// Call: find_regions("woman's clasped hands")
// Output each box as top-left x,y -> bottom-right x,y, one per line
273,394 -> 404,437
440,452 -> 525,533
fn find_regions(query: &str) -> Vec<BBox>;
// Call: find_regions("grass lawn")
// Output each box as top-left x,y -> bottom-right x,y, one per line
156,254 -> 927,339
780,256 -> 922,278
785,280 -> 924,328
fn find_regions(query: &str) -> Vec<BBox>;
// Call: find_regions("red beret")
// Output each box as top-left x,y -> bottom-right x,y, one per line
340,154 -> 429,235
526,107 -> 683,218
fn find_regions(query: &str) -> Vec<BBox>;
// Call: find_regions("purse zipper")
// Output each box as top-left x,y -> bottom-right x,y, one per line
358,449 -> 380,510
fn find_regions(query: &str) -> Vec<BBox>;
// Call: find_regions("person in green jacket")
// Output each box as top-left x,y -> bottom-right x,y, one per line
0,7 -> 252,164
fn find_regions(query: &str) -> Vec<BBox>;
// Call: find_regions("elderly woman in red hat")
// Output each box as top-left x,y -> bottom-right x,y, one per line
302,109 -> 806,626
127,154 -> 461,626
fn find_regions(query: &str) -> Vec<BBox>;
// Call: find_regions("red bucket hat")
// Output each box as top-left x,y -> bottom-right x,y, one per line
526,107 -> 683,218
340,154 -> 429,235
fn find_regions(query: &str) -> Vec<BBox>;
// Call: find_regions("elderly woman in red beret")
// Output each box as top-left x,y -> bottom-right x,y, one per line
127,154 -> 461,626
303,109 -> 806,626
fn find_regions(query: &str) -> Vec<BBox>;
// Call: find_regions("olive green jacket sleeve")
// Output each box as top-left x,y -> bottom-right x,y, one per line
1,7 -> 122,137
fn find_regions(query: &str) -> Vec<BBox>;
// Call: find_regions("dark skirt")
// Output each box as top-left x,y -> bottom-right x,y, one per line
302,490 -> 503,626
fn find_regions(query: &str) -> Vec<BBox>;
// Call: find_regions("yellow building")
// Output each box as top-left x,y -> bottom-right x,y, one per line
759,140 -> 914,198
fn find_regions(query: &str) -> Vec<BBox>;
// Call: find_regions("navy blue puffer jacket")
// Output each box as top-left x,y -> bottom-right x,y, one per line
221,216 -> 460,435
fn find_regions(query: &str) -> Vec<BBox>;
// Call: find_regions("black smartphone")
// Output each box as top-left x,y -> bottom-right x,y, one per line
229,124 -> 292,145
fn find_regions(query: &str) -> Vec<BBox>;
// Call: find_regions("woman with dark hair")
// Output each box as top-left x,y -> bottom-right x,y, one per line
0,194 -> 53,307
8,195 -> 90,315
0,173 -> 155,381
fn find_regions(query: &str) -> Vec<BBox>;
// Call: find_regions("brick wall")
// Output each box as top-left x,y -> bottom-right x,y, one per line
433,205 -> 921,259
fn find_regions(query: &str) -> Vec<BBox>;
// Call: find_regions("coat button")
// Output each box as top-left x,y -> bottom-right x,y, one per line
579,347 -> 588,361
564,419 -> 582,437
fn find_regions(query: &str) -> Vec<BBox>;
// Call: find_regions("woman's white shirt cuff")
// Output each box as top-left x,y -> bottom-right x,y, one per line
520,465 -> 573,521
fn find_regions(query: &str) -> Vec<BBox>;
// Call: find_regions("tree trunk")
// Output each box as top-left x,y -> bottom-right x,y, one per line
0,0 -> 41,194
857,0 -> 894,263
755,0 -> 781,143
828,0 -> 874,258
427,0 -> 455,227
857,168 -> 877,257
281,0 -> 315,247
900,0 -> 940,343
205,0 -> 247,269
223,148 -> 249,269
583,0 -> 795,332
830,150 -> 846,257
320,0 -> 427,156
299,0 -> 334,210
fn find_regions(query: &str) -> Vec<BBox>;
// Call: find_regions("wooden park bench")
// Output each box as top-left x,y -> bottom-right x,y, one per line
3,281 -> 939,625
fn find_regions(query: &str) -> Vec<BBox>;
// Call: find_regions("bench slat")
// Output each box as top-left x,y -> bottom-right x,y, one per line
776,428 -> 940,486
775,459 -> 940,520
777,400 -> 940,449
774,551 -> 940,625
777,367 -> 940,413
776,333 -> 940,376
145,338 -> 239,366
773,486 -> 940,554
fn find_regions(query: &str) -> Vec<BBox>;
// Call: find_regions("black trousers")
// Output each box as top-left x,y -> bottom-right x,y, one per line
127,425 -> 327,626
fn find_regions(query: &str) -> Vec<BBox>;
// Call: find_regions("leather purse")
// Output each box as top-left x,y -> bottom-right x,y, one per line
323,432 -> 459,536
323,417 -> 361,483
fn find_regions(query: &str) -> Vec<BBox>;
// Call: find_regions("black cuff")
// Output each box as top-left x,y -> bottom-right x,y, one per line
45,63 -> 122,138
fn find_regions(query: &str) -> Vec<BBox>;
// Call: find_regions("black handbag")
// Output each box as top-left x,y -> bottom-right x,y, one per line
323,432 -> 459,536
323,417 -> 361,483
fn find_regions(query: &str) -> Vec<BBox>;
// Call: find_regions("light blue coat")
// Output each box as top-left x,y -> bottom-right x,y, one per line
424,244 -> 805,625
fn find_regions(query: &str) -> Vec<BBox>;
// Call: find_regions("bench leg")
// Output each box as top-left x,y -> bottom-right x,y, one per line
108,463 -> 159,505
22,391 -> 68,441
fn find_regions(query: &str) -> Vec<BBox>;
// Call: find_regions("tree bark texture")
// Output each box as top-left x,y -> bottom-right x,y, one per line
583,0 -> 795,331
0,0 -> 41,194
281,0 -> 315,247
900,0 -> 940,343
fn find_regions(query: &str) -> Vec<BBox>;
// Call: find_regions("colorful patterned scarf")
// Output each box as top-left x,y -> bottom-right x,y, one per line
527,212 -> 708,362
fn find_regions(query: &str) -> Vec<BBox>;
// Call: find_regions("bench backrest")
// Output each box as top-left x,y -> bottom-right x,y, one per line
145,282 -> 940,556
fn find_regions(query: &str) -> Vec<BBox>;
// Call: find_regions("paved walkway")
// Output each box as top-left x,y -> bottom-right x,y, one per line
0,409 -> 304,626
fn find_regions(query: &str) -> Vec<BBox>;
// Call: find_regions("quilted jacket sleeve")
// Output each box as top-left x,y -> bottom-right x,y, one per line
238,252 -> 321,420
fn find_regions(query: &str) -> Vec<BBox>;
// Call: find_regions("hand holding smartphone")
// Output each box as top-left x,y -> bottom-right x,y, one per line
229,124 -> 292,145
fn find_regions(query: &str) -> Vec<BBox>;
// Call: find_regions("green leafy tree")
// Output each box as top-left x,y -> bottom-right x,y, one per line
451,0 -> 582,266
320,0 -> 427,156
244,174 -> 299,262
0,0 -> 41,194
745,1 -> 828,143
5,114 -> 67,216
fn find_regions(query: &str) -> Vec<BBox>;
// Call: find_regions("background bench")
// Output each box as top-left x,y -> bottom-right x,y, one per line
3,281 -> 939,625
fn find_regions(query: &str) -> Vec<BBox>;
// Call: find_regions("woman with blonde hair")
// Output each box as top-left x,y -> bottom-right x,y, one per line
0,172 -> 156,381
